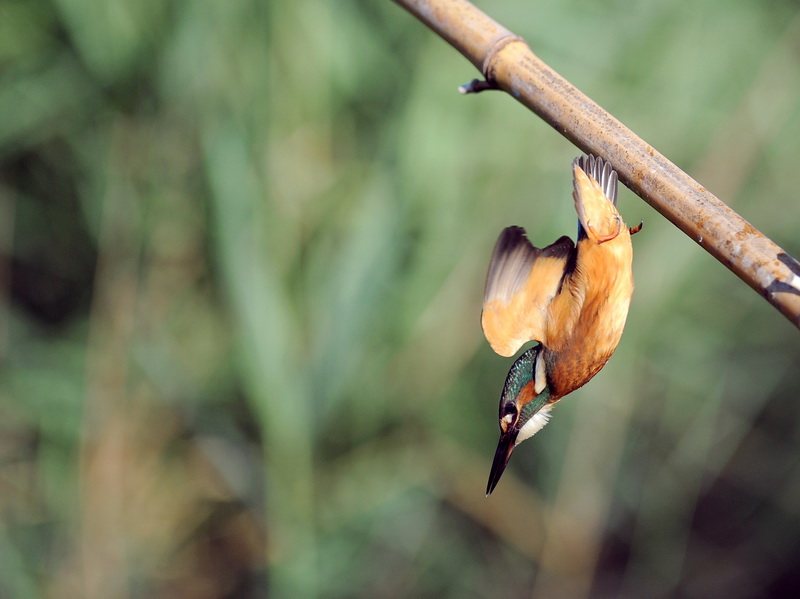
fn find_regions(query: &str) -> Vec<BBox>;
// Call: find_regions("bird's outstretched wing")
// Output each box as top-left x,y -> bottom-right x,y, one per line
481,226 -> 574,357
573,155 -> 621,243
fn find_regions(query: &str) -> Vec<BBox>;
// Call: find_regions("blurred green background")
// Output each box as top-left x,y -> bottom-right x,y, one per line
1,0 -> 800,597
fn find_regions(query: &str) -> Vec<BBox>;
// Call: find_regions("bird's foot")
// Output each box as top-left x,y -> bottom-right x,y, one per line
591,216 -> 622,244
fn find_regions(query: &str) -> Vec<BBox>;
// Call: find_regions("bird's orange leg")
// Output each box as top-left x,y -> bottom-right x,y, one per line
593,216 -> 622,244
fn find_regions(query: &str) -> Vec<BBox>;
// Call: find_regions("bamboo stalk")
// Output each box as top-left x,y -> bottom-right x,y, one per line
393,0 -> 800,329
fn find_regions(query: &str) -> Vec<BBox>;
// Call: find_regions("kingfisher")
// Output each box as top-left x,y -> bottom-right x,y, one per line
482,154 -> 640,495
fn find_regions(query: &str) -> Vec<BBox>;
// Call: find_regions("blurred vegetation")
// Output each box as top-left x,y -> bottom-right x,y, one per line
1,0 -> 800,597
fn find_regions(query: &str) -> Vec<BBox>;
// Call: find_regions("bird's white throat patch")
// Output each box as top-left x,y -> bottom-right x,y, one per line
515,403 -> 553,445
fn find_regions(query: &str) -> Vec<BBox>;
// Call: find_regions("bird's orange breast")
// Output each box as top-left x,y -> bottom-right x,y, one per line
544,229 -> 633,398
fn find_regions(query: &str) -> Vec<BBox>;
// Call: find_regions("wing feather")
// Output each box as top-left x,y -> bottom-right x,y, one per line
481,227 -> 574,356
573,155 -> 621,243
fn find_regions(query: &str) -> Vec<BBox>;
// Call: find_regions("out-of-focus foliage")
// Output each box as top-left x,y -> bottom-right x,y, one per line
1,0 -> 799,597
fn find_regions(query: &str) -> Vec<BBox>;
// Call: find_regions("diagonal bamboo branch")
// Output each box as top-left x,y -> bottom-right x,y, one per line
393,0 -> 800,329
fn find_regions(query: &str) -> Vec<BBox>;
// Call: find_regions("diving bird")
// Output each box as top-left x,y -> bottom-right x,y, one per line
482,154 -> 640,495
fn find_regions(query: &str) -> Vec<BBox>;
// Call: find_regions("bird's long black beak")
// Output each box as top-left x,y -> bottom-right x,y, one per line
486,428 -> 519,496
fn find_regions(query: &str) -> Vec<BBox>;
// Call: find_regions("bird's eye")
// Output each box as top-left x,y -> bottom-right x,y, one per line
500,402 -> 517,432
502,402 -> 517,419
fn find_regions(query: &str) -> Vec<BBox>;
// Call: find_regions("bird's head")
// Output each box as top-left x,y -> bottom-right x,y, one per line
486,346 -> 553,495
